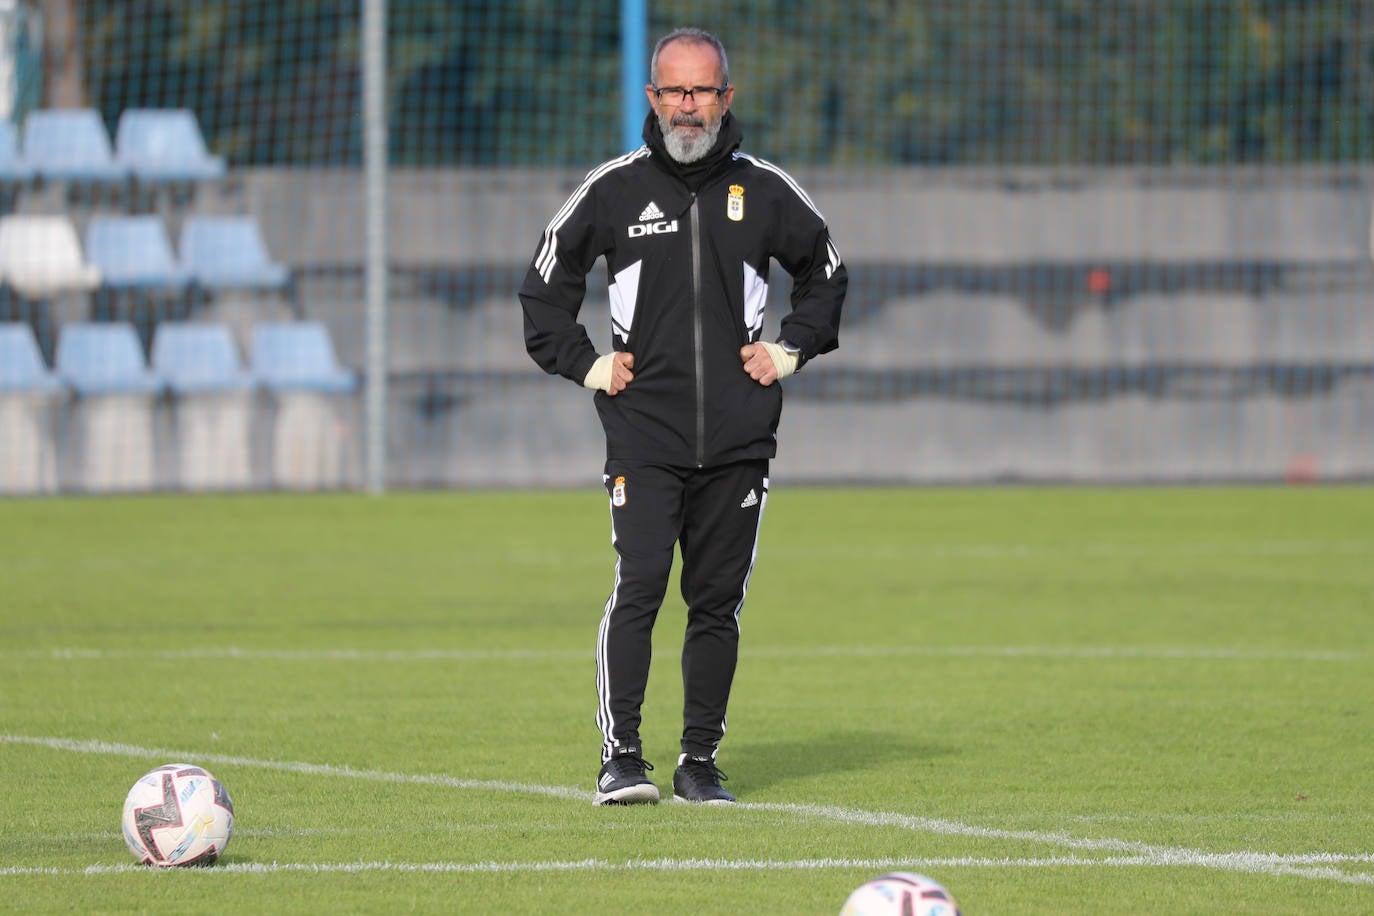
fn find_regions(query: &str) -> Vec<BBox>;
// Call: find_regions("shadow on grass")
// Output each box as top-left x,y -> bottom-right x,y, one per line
725,729 -> 957,796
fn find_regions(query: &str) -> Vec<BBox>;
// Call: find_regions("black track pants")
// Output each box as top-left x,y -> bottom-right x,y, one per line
596,458 -> 769,762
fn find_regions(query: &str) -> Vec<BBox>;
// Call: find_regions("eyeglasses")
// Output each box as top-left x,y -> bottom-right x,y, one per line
652,85 -> 728,106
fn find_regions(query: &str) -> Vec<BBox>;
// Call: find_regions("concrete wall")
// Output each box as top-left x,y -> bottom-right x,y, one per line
235,165 -> 1374,266
9,166 -> 1373,491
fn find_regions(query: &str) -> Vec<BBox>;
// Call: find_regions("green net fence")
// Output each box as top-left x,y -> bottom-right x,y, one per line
75,1 -> 1374,167
2,0 -> 1373,492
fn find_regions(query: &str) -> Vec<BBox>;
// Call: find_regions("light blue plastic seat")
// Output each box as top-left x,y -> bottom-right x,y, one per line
0,323 -> 62,393
85,216 -> 193,291
152,322 -> 256,395
21,108 -> 130,185
250,322 -> 357,394
179,216 -> 291,291
115,109 -> 226,184
55,323 -> 164,396
84,217 -> 192,351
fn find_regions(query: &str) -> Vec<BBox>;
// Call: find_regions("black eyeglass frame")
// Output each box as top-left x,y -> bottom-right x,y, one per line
651,85 -> 730,105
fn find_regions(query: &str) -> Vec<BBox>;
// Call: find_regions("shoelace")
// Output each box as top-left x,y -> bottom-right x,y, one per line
606,754 -> 654,777
681,759 -> 728,785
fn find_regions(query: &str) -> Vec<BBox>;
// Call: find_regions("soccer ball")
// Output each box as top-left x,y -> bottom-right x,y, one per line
121,764 -> 235,867
840,871 -> 961,916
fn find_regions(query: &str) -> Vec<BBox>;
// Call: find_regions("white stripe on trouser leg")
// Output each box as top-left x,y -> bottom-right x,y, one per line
717,476 -> 768,747
595,485 -> 622,761
595,567 -> 621,761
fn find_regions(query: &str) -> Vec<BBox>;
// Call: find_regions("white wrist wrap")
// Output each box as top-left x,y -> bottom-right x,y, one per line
583,353 -> 615,392
760,341 -> 799,380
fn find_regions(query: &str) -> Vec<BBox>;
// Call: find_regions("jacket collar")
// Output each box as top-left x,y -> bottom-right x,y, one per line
642,110 -> 743,190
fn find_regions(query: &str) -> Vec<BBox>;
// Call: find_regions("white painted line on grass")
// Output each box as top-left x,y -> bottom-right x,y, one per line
2,647 -> 589,662
3,645 -> 1365,662
1,854 -> 1372,883
746,803 -> 1374,885
774,540 -> 1374,560
3,734 -> 1371,886
0,734 -> 585,803
741,646 -> 1368,662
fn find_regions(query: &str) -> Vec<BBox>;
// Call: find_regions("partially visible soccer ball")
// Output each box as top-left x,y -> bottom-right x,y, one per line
840,871 -> 961,916
121,764 -> 235,867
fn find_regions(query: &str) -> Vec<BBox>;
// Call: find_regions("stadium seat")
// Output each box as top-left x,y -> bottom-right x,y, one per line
55,322 -> 164,491
251,321 -> 357,489
179,216 -> 291,291
85,215 -> 198,355
152,322 -> 258,490
85,215 -> 194,292
250,321 -> 357,393
55,322 -> 164,396
115,108 -> 226,185
0,323 -> 63,494
152,322 -> 255,395
21,108 -> 130,188
0,322 -> 62,393
0,214 -> 102,299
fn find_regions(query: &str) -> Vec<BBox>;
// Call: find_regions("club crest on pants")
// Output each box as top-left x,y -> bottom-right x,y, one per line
612,476 -> 627,507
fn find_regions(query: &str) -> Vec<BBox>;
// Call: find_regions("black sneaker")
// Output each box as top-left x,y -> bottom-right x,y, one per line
672,753 -> 736,804
592,748 -> 659,806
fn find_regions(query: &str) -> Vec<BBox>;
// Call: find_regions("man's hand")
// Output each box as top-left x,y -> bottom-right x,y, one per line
583,352 -> 636,395
740,341 -> 797,386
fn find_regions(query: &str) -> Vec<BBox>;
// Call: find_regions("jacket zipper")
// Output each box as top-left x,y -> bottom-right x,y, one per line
689,192 -> 705,467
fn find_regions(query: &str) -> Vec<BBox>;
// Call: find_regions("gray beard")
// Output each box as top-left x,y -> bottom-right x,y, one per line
660,113 -> 721,164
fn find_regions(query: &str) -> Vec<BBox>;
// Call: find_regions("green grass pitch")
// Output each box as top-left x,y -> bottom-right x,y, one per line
1,486 -> 1371,913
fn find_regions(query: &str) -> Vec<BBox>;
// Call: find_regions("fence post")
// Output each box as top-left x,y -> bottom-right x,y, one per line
620,0 -> 646,153
362,0 -> 388,494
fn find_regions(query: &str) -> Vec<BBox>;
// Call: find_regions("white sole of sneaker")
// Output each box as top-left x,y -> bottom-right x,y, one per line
593,783 -> 661,806
671,794 -> 735,805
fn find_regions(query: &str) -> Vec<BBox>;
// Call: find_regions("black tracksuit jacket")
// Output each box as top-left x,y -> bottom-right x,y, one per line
520,111 -> 847,468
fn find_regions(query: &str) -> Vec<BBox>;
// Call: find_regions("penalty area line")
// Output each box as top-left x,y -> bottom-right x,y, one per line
2,733 -> 1371,887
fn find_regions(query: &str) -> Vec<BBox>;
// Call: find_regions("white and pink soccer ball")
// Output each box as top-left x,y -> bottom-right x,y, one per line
121,764 -> 235,867
840,871 -> 961,916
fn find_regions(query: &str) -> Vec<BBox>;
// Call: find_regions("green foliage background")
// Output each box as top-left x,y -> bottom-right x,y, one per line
79,0 -> 1374,166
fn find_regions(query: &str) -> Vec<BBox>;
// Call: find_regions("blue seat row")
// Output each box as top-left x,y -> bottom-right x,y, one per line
0,321 -> 357,397
0,108 -> 225,187
0,213 -> 290,298
91,214 -> 290,292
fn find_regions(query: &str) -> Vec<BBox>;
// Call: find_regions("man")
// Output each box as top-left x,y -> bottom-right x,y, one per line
519,27 -> 846,805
